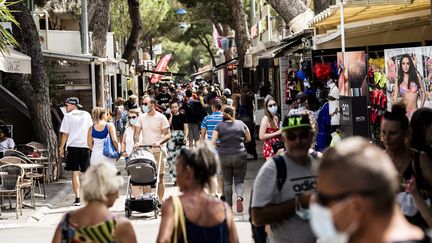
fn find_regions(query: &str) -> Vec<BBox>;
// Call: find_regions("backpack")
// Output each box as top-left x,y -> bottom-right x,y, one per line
186,100 -> 207,123
250,152 -> 319,242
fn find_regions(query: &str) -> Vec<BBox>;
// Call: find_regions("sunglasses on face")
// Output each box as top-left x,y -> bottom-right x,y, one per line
285,131 -> 310,141
142,103 -> 148,106
316,190 -> 378,207
268,104 -> 277,108
128,116 -> 137,119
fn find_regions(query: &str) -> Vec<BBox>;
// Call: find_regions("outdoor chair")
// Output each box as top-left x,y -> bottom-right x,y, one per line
0,156 -> 36,207
0,164 -> 25,219
0,155 -> 45,199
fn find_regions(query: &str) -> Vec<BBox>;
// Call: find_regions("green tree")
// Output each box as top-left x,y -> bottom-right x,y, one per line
0,0 -> 19,54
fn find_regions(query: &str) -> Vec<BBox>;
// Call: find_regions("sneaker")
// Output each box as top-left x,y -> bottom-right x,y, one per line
236,197 -> 243,213
72,198 -> 81,206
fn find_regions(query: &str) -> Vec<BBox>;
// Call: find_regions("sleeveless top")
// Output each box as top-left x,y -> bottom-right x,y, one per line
92,124 -> 109,139
263,125 -> 282,159
178,203 -> 229,243
60,212 -> 117,243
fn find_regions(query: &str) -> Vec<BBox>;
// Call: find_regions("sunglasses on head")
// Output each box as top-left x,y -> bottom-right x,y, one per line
285,130 -> 310,141
128,116 -> 137,119
268,104 -> 277,108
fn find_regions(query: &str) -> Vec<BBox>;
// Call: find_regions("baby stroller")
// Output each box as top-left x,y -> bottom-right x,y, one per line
124,145 -> 162,218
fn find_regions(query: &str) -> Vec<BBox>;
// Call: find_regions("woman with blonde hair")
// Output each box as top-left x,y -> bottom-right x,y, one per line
52,163 -> 137,243
157,142 -> 239,243
87,107 -> 119,166
212,106 -> 251,213
120,109 -> 140,162
259,98 -> 282,160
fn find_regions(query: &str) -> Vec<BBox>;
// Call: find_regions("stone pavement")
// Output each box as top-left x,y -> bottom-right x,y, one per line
0,140 -> 266,242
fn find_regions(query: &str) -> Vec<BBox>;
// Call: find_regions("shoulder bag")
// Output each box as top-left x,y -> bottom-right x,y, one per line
103,132 -> 120,159
172,196 -> 188,243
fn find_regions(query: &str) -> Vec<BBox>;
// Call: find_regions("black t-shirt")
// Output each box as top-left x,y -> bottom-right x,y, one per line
156,93 -> 172,105
171,113 -> 186,131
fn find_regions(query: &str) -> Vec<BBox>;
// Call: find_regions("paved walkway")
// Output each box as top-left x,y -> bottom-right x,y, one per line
0,140 -> 266,242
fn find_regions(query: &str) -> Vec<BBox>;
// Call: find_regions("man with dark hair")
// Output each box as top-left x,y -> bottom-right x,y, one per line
184,89 -> 207,148
252,113 -> 318,243
310,137 -> 431,242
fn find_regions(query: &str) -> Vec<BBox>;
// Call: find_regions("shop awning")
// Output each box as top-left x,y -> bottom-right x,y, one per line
310,0 -> 431,49
258,43 -> 292,60
42,50 -> 95,64
0,48 -> 31,74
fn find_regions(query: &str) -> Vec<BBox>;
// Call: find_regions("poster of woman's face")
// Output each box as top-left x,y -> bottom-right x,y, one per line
337,51 -> 367,97
384,46 -> 432,117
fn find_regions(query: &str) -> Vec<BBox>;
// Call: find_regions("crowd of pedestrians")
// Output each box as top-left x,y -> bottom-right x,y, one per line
53,80 -> 432,242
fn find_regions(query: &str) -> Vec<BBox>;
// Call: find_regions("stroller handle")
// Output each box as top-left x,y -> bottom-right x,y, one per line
137,144 -> 161,149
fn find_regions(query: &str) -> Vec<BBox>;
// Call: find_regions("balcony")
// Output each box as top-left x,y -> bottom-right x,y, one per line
38,30 -> 115,58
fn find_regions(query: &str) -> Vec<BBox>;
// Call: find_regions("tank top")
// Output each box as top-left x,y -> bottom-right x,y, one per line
92,124 -> 109,139
179,203 -> 229,243
60,212 -> 117,243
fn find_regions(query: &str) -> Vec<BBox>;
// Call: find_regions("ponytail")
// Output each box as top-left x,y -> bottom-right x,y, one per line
91,107 -> 106,123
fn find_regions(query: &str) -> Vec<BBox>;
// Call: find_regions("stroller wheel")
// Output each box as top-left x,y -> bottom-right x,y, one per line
125,208 -> 132,218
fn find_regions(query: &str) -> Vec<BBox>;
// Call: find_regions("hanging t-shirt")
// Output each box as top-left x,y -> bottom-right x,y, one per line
59,109 -> 93,148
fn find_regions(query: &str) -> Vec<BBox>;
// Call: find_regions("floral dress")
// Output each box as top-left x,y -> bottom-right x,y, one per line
262,126 -> 282,159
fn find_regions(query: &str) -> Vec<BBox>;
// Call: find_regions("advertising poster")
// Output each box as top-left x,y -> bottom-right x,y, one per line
384,46 -> 432,117
337,51 -> 368,97
337,51 -> 369,138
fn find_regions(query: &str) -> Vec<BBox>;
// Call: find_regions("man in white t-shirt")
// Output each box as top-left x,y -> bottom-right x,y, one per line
59,97 -> 93,206
134,96 -> 171,202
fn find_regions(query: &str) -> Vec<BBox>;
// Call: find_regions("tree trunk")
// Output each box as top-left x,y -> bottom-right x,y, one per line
225,0 -> 251,84
8,1 -> 60,181
266,0 -> 307,25
91,0 -> 112,107
122,0 -> 143,65
197,35 -> 216,67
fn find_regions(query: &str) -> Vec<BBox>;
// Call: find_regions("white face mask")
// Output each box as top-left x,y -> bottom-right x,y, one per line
129,118 -> 138,126
268,105 -> 278,114
142,105 -> 149,113
310,201 -> 355,243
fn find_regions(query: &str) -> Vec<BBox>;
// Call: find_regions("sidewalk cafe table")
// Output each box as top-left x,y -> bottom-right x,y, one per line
19,164 -> 44,205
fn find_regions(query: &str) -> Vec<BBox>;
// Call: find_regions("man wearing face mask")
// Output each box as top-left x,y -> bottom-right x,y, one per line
310,137 -> 431,243
252,113 -> 318,243
134,96 -> 171,202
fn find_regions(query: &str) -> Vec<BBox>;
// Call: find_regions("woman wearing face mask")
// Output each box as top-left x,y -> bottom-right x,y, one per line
259,98 -> 283,160
120,109 -> 140,162
166,101 -> 189,185
212,107 -> 251,212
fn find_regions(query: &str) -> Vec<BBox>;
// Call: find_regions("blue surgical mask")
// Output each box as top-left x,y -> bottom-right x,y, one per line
129,118 -> 138,126
268,106 -> 278,114
142,105 -> 149,113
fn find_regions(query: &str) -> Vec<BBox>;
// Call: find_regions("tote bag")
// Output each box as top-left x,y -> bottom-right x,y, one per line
103,132 -> 120,159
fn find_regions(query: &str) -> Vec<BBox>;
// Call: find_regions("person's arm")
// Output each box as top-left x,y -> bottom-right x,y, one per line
114,219 -> 138,243
133,125 -> 142,148
156,127 -> 171,147
411,180 -> 432,228
212,130 -> 219,147
51,224 -> 61,243
419,153 -> 432,190
156,197 -> 175,243
183,123 -> 189,144
244,127 -> 251,143
200,127 -> 207,141
393,78 -> 399,103
109,123 -> 119,151
87,127 -> 93,150
59,133 -> 69,158
418,74 -> 426,108
121,131 -> 127,157
259,116 -> 281,141
225,203 -> 240,243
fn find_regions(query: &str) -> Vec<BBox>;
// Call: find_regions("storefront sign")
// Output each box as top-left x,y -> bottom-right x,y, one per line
340,96 -> 369,138
47,61 -> 90,81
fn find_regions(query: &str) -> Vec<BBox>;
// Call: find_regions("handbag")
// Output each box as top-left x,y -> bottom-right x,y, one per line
174,133 -> 186,146
103,132 -> 120,159
271,140 -> 285,154
172,196 -> 188,243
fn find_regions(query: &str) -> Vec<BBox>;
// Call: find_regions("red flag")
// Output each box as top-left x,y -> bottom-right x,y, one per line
150,54 -> 172,83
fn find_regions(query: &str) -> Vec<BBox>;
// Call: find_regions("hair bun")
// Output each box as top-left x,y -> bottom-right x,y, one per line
391,103 -> 406,117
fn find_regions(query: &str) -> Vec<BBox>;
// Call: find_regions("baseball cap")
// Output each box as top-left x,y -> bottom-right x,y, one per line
65,97 -> 83,108
281,113 -> 312,131
223,88 -> 231,96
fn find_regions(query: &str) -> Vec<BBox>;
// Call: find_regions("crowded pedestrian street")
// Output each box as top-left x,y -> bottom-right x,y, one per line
0,0 -> 432,242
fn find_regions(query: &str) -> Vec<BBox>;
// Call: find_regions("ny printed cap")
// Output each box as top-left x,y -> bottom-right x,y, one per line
281,113 -> 311,131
